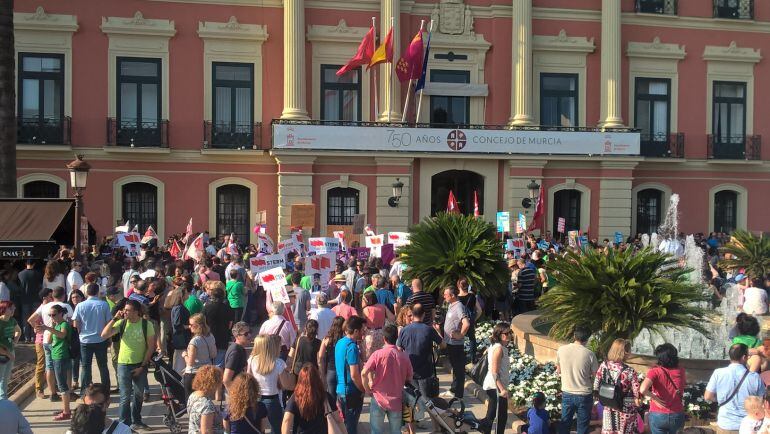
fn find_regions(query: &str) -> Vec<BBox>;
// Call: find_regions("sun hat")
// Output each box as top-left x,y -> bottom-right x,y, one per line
333,273 -> 347,282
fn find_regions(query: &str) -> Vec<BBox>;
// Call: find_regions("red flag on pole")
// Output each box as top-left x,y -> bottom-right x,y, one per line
527,186 -> 544,232
395,28 -> 425,82
473,191 -> 480,217
169,239 -> 182,259
337,25 -> 376,76
447,190 -> 460,214
184,233 -> 204,261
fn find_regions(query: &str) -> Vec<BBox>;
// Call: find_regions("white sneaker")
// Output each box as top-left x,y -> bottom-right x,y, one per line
438,391 -> 455,400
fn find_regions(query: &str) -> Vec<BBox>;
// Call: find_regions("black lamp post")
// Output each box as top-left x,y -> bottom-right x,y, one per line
521,179 -> 540,209
388,178 -> 404,207
67,155 -> 91,255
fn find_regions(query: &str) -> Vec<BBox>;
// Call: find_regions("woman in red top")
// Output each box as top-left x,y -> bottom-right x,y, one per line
639,343 -> 686,434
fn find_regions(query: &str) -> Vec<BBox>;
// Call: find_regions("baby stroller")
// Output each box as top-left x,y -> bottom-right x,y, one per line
152,353 -> 186,433
404,383 -> 490,434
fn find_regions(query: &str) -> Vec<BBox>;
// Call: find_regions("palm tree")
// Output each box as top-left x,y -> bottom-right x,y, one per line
0,0 -> 16,198
719,229 -> 770,280
539,247 -> 710,353
400,212 -> 509,298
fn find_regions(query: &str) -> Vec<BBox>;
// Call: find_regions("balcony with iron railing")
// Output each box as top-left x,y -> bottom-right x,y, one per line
640,132 -> 684,158
202,121 -> 263,150
707,134 -> 761,160
713,0 -> 753,19
635,0 -> 677,15
106,118 -> 168,148
17,116 -> 71,145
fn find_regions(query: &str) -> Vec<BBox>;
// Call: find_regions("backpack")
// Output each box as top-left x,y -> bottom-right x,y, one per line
597,364 -> 625,410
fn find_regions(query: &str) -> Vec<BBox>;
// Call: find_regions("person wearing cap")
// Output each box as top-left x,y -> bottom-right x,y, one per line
309,292 -> 335,339
72,283 -> 112,394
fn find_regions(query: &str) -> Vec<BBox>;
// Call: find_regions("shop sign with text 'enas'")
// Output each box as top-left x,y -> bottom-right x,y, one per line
274,124 -> 640,155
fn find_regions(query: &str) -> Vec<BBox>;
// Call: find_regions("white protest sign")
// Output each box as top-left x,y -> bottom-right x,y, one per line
304,253 -> 336,290
333,231 -> 346,249
117,232 -> 142,257
258,267 -> 289,304
249,254 -> 286,275
557,217 -> 566,234
365,234 -> 385,248
257,232 -> 275,253
506,238 -> 526,258
278,238 -> 301,257
308,237 -> 341,254
387,232 -> 410,247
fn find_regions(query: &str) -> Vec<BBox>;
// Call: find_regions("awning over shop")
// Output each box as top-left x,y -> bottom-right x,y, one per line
0,199 -> 74,259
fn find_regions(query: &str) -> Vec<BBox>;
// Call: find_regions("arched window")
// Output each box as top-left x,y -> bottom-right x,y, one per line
714,190 -> 738,233
23,180 -> 60,198
636,189 -> 662,235
122,182 -> 157,233
553,189 -> 581,232
216,185 -> 250,243
327,187 -> 359,225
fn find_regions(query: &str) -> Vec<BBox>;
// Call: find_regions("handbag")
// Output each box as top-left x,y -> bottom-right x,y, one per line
469,349 -> 488,385
597,365 -> 625,410
325,400 -> 348,434
425,350 -> 440,397
281,336 -> 301,391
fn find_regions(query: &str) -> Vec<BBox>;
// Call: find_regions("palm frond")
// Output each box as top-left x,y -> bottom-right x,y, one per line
719,230 -> 770,280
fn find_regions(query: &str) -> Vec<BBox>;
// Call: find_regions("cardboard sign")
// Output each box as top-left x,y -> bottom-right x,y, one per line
365,234 -> 385,248
278,238 -> 301,257
291,204 -> 316,228
116,232 -> 142,257
386,232 -> 410,247
308,237 -> 341,254
557,217 -> 566,234
614,231 -> 623,245
506,238 -> 525,258
352,214 -> 366,235
518,213 -> 527,233
259,267 -> 289,304
249,254 -> 286,275
364,225 -> 376,237
568,230 -> 578,247
257,232 -> 275,253
304,252 -> 336,290
496,212 -> 510,233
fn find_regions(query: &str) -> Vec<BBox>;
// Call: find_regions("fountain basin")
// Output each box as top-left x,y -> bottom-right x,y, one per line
510,310 -> 724,383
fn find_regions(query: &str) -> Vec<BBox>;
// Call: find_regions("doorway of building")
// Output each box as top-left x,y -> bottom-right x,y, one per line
430,170 -> 484,216
552,189 -> 581,233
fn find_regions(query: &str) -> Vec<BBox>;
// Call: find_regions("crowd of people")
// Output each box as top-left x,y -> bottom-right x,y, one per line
0,227 -> 767,434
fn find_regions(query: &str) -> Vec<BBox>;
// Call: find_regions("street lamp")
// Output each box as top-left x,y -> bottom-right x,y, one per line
388,178 -> 404,207
521,179 -> 541,209
67,155 -> 91,256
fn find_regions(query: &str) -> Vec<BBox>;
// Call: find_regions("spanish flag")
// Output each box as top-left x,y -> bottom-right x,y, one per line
369,27 -> 393,68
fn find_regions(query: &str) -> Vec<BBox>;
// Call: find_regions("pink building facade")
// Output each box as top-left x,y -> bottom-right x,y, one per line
12,0 -> 770,246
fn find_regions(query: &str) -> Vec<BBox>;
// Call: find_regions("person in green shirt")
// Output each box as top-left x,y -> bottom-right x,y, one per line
36,303 -> 72,420
226,269 -> 245,321
100,299 -> 156,430
0,301 -> 20,401
732,314 -> 763,350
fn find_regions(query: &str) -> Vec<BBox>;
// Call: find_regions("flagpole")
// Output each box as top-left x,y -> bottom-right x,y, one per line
388,17 -> 394,122
401,80 -> 413,123
415,20 -> 434,124
371,17 -> 378,119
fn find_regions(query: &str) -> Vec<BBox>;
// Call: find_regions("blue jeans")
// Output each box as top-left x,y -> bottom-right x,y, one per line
80,340 -> 110,392
260,394 -> 283,434
370,397 -> 402,434
43,343 -> 54,371
560,392 -> 593,434
117,363 -> 148,426
0,353 -> 14,399
339,387 -> 364,434
648,411 -> 685,434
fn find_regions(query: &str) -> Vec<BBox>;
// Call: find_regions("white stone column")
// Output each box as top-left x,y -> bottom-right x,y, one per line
508,0 -> 534,126
378,0 -> 401,121
281,0 -> 309,120
599,0 -> 623,128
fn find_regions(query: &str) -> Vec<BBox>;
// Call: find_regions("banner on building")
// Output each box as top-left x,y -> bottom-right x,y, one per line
249,254 -> 286,275
274,124 -> 640,155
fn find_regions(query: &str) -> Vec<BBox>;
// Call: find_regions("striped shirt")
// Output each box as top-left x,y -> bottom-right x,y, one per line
517,267 -> 537,302
406,291 -> 436,324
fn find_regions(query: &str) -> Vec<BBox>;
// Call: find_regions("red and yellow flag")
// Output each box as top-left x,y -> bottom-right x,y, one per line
369,27 -> 393,68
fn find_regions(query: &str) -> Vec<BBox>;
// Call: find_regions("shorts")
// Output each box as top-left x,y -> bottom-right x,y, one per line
43,343 -> 54,371
52,358 -> 71,393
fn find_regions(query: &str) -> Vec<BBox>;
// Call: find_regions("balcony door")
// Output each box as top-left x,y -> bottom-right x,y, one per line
117,57 -> 162,146
212,62 -> 254,148
553,189 -> 581,233
635,78 -> 670,157
17,53 -> 64,144
712,81 -> 746,159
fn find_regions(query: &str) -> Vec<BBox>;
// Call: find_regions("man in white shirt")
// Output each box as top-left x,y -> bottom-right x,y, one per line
309,292 -> 336,339
28,287 -> 73,402
66,262 -> 84,296
259,302 -> 296,357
